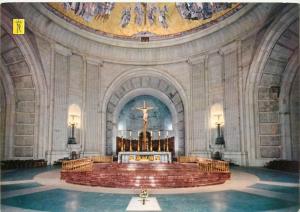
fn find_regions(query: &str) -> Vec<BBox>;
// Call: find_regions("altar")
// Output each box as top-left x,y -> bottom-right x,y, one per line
118,151 -> 172,163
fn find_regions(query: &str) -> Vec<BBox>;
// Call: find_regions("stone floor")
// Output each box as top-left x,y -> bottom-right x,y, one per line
1,166 -> 299,211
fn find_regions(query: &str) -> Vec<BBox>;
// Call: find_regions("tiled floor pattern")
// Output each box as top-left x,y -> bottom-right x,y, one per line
1,166 -> 299,211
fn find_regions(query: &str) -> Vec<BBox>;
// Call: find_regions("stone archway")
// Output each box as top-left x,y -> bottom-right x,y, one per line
104,74 -> 186,156
1,8 -> 48,159
245,5 -> 298,165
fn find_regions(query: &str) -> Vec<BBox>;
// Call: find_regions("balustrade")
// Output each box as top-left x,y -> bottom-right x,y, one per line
90,155 -> 113,163
178,156 -> 229,173
62,158 -> 93,172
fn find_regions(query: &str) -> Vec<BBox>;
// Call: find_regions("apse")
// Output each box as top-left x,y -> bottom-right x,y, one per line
117,95 -> 173,138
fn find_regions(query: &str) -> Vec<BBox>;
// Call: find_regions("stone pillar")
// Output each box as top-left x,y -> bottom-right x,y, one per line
50,44 -> 72,162
83,57 -> 102,156
219,42 -> 242,164
188,54 -> 209,157
237,40 -> 248,165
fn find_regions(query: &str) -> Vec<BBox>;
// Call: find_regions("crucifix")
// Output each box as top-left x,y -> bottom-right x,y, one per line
136,101 -> 153,151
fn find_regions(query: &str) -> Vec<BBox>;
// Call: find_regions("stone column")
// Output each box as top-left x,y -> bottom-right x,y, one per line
219,42 -> 242,163
188,54 -> 209,157
50,44 -> 72,162
83,57 -> 102,156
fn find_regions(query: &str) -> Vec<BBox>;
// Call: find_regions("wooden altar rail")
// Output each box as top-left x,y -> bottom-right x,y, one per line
178,156 -> 199,163
198,160 -> 229,173
178,156 -> 229,173
62,158 -> 93,172
89,156 -> 113,163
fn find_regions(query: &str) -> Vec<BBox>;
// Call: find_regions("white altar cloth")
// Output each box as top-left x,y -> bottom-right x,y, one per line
118,151 -> 172,163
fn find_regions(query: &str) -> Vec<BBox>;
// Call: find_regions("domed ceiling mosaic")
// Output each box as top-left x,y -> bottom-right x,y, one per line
47,2 -> 244,41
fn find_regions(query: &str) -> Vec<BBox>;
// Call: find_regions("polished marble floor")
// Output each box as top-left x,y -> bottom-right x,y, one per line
1,166 -> 299,211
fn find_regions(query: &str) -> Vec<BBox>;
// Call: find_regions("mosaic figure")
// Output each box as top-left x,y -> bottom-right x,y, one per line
202,3 -> 213,20
158,5 -> 168,29
121,8 -> 131,28
134,3 -> 144,26
147,4 -> 157,26
62,2 -> 114,22
94,3 -> 115,21
176,3 -> 232,20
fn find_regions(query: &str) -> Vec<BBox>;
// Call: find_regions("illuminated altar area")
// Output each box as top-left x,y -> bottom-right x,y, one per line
60,97 -> 231,188
115,96 -> 176,164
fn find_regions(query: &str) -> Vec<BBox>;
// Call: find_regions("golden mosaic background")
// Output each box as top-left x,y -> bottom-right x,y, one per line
48,3 -> 241,38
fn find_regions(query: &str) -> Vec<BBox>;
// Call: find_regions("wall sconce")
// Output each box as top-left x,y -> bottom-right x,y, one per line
68,114 -> 79,144
214,114 -> 225,146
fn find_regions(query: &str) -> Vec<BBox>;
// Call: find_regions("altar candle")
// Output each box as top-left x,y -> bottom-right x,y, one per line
129,131 -> 132,137
166,131 -> 169,136
151,131 -> 153,136
158,131 -> 160,136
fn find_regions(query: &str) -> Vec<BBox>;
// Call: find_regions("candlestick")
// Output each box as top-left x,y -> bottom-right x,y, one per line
158,131 -> 161,152
121,136 -> 124,152
150,131 -> 153,151
166,136 -> 169,152
137,131 -> 140,152
130,131 -> 132,152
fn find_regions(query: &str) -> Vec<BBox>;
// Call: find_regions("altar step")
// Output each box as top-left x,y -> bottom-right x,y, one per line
61,163 -> 230,188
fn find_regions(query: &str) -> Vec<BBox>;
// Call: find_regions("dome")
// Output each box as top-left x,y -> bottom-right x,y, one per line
47,3 -> 244,41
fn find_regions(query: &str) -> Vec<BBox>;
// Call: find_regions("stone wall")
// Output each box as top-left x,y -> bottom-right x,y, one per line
1,3 -> 298,165
1,29 -> 36,158
257,20 -> 298,159
0,81 -> 5,160
290,69 -> 300,161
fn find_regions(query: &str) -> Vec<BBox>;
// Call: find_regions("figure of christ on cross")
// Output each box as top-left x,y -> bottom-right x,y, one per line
136,101 -> 153,151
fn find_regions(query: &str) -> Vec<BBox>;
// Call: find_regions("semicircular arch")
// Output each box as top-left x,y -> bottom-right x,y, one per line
102,69 -> 187,156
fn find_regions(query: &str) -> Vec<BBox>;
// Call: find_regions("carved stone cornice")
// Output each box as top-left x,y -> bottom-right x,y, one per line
187,54 -> 206,65
54,43 -> 72,56
218,41 -> 237,55
85,56 -> 104,67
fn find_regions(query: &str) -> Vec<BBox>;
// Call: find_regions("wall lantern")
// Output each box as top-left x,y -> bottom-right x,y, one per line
68,115 -> 79,144
214,114 -> 225,146
67,104 -> 81,144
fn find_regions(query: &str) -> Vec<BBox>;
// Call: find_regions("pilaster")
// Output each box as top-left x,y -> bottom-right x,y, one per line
188,54 -> 209,154
48,44 -> 72,163
219,41 -> 242,156
83,56 -> 102,155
